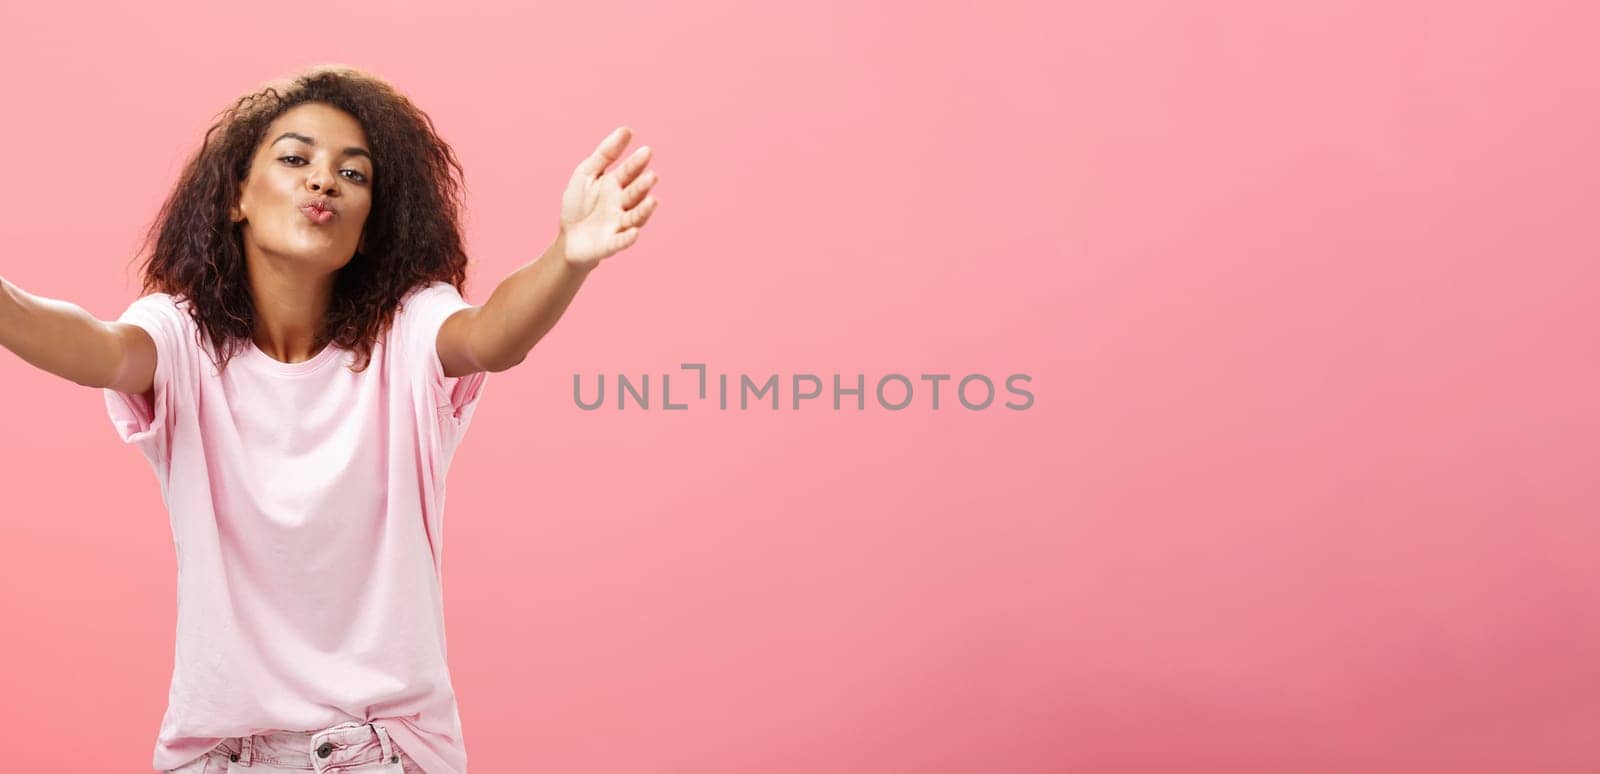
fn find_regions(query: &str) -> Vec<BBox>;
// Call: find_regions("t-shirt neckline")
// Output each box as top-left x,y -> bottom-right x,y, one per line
241,338 -> 344,376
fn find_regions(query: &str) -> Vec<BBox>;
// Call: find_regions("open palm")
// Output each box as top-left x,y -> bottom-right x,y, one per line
559,126 -> 660,271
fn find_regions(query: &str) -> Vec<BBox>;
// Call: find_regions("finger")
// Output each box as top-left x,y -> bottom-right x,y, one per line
575,126 -> 632,179
613,145 -> 652,188
611,228 -> 640,252
625,196 -> 658,228
620,169 -> 658,210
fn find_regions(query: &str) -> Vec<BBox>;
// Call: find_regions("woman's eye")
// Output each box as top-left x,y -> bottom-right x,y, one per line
280,156 -> 367,183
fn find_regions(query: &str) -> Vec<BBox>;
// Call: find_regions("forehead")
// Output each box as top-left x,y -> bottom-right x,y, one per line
263,103 -> 370,148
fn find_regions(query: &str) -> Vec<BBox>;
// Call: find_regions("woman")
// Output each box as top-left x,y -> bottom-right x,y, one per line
0,65 -> 659,773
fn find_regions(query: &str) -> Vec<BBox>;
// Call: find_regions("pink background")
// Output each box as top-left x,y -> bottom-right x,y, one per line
1,1 -> 1595,771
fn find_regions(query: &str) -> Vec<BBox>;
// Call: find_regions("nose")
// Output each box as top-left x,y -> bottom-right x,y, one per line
306,163 -> 338,194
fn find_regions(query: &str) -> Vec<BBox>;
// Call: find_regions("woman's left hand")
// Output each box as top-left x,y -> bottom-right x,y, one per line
559,125 -> 660,272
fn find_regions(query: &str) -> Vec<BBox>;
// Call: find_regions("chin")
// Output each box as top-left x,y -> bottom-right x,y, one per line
265,243 -> 358,268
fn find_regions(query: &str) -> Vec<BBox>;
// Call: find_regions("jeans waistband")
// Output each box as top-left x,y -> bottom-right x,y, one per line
212,721 -> 398,770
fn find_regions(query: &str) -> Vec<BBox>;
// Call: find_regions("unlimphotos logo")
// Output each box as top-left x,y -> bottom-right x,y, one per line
574,363 -> 1034,411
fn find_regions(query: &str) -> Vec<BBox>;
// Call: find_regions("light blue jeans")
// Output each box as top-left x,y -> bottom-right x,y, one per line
163,721 -> 424,773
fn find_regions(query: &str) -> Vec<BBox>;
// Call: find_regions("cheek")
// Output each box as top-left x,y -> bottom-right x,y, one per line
347,202 -> 374,228
243,172 -> 296,210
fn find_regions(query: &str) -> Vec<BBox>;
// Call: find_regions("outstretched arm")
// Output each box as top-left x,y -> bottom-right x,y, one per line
437,126 -> 660,377
0,275 -> 156,395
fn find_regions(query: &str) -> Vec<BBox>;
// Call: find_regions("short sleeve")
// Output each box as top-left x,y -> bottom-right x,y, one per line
102,293 -> 190,471
395,281 -> 490,441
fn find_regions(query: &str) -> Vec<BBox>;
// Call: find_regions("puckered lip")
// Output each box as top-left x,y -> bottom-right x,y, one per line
300,197 -> 338,216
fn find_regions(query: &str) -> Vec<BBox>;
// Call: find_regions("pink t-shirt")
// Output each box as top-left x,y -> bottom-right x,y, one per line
103,281 -> 489,774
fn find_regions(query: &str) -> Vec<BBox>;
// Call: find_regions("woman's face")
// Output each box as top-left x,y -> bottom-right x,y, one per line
230,102 -> 374,272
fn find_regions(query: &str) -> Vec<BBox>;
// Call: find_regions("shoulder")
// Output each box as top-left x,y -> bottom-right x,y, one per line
394,281 -> 471,330
399,281 -> 465,308
116,292 -> 198,335
121,291 -> 177,314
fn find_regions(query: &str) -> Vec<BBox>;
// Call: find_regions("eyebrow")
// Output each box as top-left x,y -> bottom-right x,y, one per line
271,131 -> 371,161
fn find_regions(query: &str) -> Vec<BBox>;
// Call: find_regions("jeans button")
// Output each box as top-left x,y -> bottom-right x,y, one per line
230,754 -> 239,762
317,742 -> 334,758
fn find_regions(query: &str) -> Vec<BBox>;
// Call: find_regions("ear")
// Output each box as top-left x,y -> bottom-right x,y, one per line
229,182 -> 248,223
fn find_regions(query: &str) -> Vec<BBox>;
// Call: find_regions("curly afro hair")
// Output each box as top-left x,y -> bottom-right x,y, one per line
134,63 -> 472,373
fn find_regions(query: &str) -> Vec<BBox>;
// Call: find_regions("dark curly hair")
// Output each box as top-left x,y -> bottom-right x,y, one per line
133,64 -> 471,373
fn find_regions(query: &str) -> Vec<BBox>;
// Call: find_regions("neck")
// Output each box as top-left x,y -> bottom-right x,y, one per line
245,255 -> 337,364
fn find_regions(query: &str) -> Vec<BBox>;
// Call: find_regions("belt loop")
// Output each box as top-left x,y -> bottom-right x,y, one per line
238,735 -> 255,766
371,722 -> 395,762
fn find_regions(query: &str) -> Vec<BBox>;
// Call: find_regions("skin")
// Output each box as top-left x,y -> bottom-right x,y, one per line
0,104 -> 660,395
230,102 -> 375,364
0,97 -> 660,770
449,125 -> 660,375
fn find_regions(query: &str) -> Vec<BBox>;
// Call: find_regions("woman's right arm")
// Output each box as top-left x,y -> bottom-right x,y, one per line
0,275 -> 156,396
